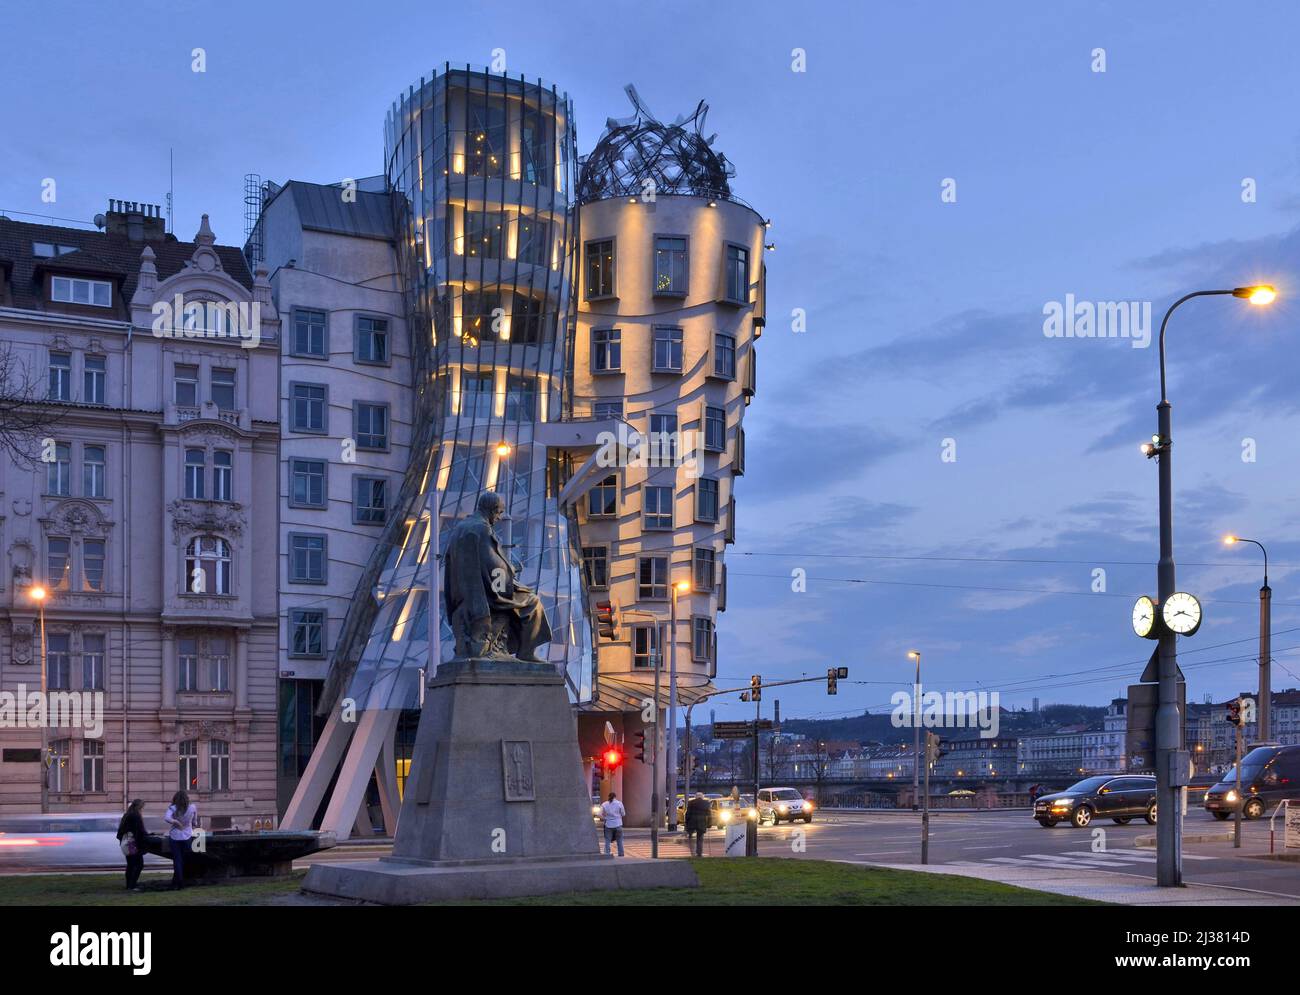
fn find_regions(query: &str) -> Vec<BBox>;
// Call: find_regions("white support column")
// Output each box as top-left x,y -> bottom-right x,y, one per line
280,708 -> 353,830
375,730 -> 401,836
319,708 -> 402,840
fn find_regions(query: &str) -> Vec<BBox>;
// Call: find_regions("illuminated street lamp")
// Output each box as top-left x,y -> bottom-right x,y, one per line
1147,284 -> 1277,887
1224,535 -> 1272,740
28,585 -> 49,814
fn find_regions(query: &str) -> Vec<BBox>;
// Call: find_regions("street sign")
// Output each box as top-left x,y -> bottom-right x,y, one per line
724,823 -> 747,857
1285,801 -> 1300,849
1139,647 -> 1185,684
712,720 -> 773,740
1125,681 -> 1187,773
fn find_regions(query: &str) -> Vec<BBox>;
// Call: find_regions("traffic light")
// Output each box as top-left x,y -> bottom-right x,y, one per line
595,601 -> 618,641
750,674 -> 762,701
1226,698 -> 1241,727
602,746 -> 624,772
632,730 -> 647,764
826,668 -> 838,695
925,731 -> 945,767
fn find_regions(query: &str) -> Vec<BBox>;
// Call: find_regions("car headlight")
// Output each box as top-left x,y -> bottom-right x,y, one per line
720,811 -> 732,822
1225,790 -> 1238,803
748,808 -> 758,819
778,804 -> 788,813
591,805 -> 601,815
1051,798 -> 1073,807
805,802 -> 813,811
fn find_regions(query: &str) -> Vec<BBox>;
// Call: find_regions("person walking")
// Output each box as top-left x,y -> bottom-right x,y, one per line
685,791 -> 712,857
116,799 -> 147,891
599,791 -> 626,857
163,790 -> 198,889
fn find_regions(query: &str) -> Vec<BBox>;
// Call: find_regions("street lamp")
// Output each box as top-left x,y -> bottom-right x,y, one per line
907,650 -> 921,811
666,578 -> 691,831
28,584 -> 49,814
1148,285 -> 1276,888
1224,535 -> 1271,741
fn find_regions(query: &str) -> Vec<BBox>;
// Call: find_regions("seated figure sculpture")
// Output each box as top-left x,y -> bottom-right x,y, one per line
442,491 -> 552,663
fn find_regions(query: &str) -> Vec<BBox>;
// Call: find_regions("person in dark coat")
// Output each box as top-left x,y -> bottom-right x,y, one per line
116,799 -> 147,890
685,792 -> 713,857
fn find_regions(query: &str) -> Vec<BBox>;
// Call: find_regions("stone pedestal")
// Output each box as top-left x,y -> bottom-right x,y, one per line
302,658 -> 697,903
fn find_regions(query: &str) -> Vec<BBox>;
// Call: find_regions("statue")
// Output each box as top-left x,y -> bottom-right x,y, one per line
443,491 -> 552,663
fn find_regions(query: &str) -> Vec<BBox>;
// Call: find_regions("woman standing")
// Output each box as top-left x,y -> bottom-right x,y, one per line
115,799 -> 147,890
163,791 -> 198,889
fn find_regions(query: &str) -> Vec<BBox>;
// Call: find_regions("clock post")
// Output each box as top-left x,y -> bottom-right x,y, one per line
1154,395 -> 1182,887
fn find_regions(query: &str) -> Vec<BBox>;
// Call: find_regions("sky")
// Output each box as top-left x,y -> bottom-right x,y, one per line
4,0 -> 1300,723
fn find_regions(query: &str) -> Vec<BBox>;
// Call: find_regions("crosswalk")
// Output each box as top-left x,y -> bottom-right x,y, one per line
945,847 -> 1216,872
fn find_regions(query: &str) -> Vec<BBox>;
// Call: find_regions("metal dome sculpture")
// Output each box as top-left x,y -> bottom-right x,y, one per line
578,84 -> 736,203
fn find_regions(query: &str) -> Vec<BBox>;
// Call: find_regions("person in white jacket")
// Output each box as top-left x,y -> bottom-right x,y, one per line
599,791 -> 626,856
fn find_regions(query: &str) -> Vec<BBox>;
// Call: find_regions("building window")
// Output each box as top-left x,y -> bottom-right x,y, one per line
291,609 -> 325,657
48,352 -> 72,401
213,451 -> 233,501
510,293 -> 546,344
592,328 -> 621,373
464,210 -> 506,258
633,626 -> 660,669
582,546 -> 609,589
693,547 -> 716,592
638,555 -> 668,600
186,536 -> 231,595
520,107 -> 552,186
83,356 -> 106,404
47,537 -> 71,591
82,634 -> 106,690
82,539 -> 106,591
497,445 -> 531,502
460,290 -> 500,343
516,215 -> 549,266
173,364 -> 199,406
290,459 -> 327,508
211,367 -> 236,410
82,739 -> 104,793
184,448 -> 206,499
46,633 -> 71,689
696,478 -> 720,523
354,476 -> 388,524
467,97 -> 508,179
713,333 -> 736,379
354,403 -> 389,450
585,239 -> 615,299
178,739 -> 199,791
594,400 -> 623,420
588,475 -> 617,517
291,383 -> 328,433
83,445 -> 106,497
652,326 -> 683,373
644,485 -> 673,530
704,406 -> 726,452
178,637 -> 199,691
289,533 -> 327,584
654,236 -> 688,294
47,441 -> 71,495
50,739 -> 71,792
648,413 -> 678,466
51,276 -> 111,307
209,637 -> 231,692
210,739 -> 230,792
724,244 -> 750,303
355,315 -> 390,364
459,372 -> 494,419
692,617 -> 714,663
445,442 -> 485,494
292,307 -> 328,358
505,375 -> 537,421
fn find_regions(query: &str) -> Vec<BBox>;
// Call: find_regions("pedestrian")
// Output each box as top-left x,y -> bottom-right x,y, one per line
600,791 -> 626,856
163,790 -> 198,889
685,791 -> 712,857
116,799 -> 147,891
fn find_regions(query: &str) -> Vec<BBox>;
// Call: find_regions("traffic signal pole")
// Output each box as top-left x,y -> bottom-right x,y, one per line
1234,701 -> 1244,849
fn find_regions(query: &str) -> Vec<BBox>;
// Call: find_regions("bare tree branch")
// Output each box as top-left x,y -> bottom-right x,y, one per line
0,341 -> 66,470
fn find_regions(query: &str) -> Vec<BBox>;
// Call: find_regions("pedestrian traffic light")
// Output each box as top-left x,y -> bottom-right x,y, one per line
925,731 -> 945,766
602,746 -> 624,772
1226,698 -> 1241,726
750,674 -> 762,701
595,600 -> 618,641
826,667 -> 838,695
632,730 -> 647,764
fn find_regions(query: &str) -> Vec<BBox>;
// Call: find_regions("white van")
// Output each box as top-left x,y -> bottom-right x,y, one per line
756,787 -> 813,825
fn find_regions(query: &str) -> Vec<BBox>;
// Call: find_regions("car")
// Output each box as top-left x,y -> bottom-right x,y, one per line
756,787 -> 814,825
1204,744 -> 1300,820
676,796 -> 748,828
591,796 -> 603,824
1033,774 -> 1157,828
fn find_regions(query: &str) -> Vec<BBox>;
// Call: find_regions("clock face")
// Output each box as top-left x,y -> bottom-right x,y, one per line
1161,592 -> 1202,636
1132,596 -> 1156,638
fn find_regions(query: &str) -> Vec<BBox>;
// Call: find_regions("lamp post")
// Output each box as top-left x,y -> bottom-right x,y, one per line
29,585 -> 49,814
1146,285 -> 1275,887
908,650 -> 921,811
1224,535 -> 1271,741
666,578 -> 690,831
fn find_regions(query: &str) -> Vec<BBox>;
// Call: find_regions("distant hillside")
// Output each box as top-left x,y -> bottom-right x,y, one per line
776,703 -> 1108,744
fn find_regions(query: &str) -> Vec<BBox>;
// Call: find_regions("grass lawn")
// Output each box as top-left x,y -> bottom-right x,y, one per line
0,860 -> 1101,906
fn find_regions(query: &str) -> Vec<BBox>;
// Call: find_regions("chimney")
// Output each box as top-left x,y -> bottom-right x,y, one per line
104,199 -> 167,243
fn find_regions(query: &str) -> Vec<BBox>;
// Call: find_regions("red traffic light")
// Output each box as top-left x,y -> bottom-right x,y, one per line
603,747 -> 624,770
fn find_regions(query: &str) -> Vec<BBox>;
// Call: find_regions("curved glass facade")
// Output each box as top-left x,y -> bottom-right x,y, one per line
325,67 -> 592,713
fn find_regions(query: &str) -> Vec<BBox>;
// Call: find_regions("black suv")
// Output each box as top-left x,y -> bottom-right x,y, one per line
1033,775 -> 1158,828
1204,745 -> 1300,820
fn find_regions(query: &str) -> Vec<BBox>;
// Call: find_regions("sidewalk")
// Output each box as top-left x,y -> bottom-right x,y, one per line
854,859 -> 1300,906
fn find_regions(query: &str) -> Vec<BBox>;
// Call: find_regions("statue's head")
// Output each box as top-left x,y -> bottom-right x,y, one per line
477,490 -> 506,525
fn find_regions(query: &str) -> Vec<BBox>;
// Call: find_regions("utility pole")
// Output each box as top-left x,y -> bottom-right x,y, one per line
922,732 -> 934,864
1234,701 -> 1244,849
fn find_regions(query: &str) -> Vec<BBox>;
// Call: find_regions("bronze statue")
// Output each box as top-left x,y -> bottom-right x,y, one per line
443,491 -> 552,662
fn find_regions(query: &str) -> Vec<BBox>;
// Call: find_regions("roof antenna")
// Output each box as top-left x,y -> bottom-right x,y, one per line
166,147 -> 174,234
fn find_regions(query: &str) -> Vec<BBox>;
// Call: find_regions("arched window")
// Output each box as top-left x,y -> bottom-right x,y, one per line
185,536 -> 230,595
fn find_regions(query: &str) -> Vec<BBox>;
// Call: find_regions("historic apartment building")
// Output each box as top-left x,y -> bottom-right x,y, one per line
0,204 -> 281,825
